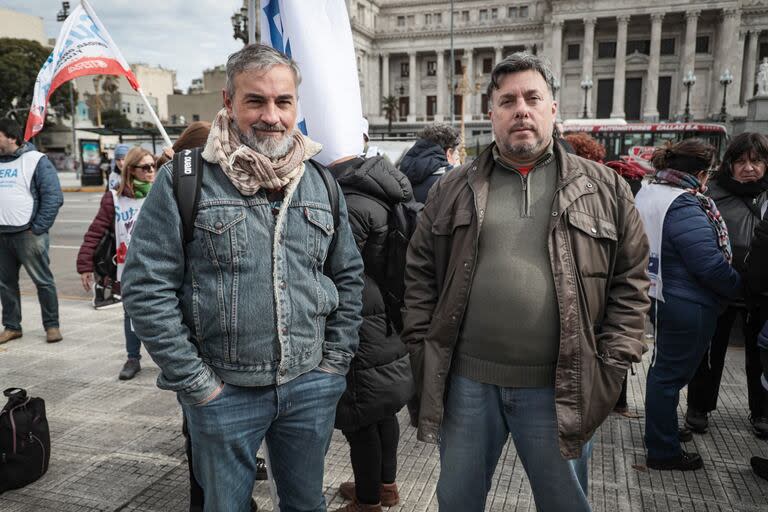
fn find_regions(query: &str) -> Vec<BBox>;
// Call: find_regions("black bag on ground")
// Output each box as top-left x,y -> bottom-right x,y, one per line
0,388 -> 51,494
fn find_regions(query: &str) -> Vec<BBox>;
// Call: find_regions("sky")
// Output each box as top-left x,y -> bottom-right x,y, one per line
2,0 -> 245,91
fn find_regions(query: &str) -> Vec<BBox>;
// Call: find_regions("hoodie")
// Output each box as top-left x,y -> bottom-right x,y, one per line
399,139 -> 451,203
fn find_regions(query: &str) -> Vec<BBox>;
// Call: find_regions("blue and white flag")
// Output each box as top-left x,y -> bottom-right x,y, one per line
260,0 -> 364,165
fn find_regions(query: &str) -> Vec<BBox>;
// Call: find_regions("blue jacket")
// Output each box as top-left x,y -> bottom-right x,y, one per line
0,142 -> 63,234
399,139 -> 451,204
121,159 -> 364,405
660,193 -> 742,309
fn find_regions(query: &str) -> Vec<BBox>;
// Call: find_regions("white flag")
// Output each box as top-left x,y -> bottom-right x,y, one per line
260,0 -> 364,165
25,0 -> 138,141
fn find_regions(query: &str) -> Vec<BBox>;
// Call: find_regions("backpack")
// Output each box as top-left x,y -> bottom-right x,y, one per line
171,148 -> 340,276
343,188 -> 423,333
92,229 -> 117,288
0,388 -> 51,494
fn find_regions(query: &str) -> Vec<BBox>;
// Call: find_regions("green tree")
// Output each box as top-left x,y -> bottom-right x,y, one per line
102,109 -> 131,129
0,38 -> 77,124
381,95 -> 399,135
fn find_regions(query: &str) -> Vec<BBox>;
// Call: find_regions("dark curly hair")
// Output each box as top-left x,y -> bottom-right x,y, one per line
563,133 -> 606,162
717,132 -> 768,178
419,123 -> 461,151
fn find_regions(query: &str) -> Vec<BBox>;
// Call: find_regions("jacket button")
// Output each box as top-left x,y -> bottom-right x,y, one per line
591,228 -> 597,234
586,183 -> 593,189
279,368 -> 287,376
214,221 -> 223,229
551,211 -> 558,217
281,327 -> 288,335
450,315 -> 457,322
464,262 -> 470,270
280,281 -> 287,289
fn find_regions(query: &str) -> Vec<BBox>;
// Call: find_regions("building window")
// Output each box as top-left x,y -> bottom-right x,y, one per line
508,6 -> 517,18
401,62 -> 409,77
407,15 -> 414,26
121,102 -> 131,114
491,8 -> 498,19
357,3 -> 365,21
425,13 -> 432,25
519,6 -> 529,18
482,58 -> 493,73
136,103 -> 145,115
626,39 -> 650,55
427,95 -> 437,118
461,10 -> 470,22
695,36 -> 709,54
455,59 -> 463,75
427,60 -> 437,76
479,9 -> 488,21
567,43 -> 580,60
481,94 -> 489,116
192,114 -> 200,122
435,13 -> 442,24
598,41 -> 616,59
660,38 -> 675,56
397,16 -> 405,27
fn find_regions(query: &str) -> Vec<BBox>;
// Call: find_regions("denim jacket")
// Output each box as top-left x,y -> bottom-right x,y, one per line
122,158 -> 364,405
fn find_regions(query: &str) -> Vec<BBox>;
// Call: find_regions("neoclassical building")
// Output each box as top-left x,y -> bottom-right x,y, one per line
347,0 -> 768,135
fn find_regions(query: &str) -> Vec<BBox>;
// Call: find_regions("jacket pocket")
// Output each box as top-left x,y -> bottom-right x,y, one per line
431,208 -> 472,235
195,206 -> 247,265
304,207 -> 335,263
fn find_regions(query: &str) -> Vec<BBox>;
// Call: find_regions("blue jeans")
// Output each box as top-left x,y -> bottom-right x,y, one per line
645,296 -> 718,459
181,368 -> 346,512
437,374 -> 593,512
124,310 -> 141,360
0,230 -> 59,331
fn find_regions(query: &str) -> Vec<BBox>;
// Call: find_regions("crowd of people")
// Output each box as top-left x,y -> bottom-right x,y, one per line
1,44 -> 767,511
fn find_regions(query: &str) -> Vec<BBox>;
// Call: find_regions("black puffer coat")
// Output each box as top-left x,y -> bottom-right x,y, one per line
399,139 -> 451,203
330,156 -> 415,431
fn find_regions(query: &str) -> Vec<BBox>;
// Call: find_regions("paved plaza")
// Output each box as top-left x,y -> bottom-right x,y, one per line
1,296 -> 768,511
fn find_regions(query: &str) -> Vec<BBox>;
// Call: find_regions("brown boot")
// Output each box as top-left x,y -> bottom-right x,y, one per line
45,327 -> 63,343
332,502 -> 382,512
338,481 -> 356,501
380,483 -> 400,507
0,329 -> 22,345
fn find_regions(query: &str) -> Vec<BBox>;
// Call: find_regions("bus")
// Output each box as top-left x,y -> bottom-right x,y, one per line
561,121 -> 728,167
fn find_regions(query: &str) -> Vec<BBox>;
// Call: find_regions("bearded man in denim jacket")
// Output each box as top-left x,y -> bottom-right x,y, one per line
122,45 -> 364,512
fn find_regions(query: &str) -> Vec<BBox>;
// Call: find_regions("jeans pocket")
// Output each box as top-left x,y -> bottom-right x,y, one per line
193,383 -> 230,408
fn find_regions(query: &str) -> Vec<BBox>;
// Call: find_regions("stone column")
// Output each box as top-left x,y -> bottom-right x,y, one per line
611,15 -> 630,118
382,53 -> 390,99
358,51 -> 368,115
678,11 -> 699,117
642,13 -> 664,121
730,30 -> 746,108
463,49 -> 474,119
370,53 -> 381,117
710,9 -> 740,114
437,49 -> 447,120
550,20 -> 563,81
745,30 -> 760,101
495,45 -> 504,65
582,17 -> 596,117
408,51 -> 417,122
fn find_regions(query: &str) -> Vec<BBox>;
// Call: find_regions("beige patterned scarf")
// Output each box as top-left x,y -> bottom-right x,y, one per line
203,108 -> 322,195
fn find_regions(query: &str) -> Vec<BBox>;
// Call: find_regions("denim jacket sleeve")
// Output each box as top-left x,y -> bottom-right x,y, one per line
317,182 -> 364,375
121,165 -> 221,404
30,156 -> 64,234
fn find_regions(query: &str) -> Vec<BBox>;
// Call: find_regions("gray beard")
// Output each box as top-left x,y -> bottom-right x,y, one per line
501,141 -> 538,160
234,124 -> 295,160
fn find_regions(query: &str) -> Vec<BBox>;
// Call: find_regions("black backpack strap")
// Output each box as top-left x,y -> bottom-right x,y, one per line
310,160 -> 340,276
172,147 -> 204,245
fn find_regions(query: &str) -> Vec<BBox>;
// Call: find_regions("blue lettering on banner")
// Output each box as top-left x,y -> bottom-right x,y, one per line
115,207 -> 137,223
0,169 -> 19,178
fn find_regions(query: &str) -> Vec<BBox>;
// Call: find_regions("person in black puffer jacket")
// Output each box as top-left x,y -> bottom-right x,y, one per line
329,155 -> 415,512
686,132 -> 768,438
399,123 -> 460,203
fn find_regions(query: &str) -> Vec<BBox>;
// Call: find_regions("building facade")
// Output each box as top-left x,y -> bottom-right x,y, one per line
349,0 -> 768,134
167,65 -> 226,125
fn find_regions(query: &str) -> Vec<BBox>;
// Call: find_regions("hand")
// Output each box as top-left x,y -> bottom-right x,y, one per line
196,383 -> 225,406
80,272 -> 94,292
162,147 -> 174,161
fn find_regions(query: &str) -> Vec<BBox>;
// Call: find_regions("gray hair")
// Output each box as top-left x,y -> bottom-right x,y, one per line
419,123 -> 461,150
225,44 -> 302,99
486,52 -> 556,105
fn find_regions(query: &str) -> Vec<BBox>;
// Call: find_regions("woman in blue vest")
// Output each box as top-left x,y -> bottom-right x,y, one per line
77,147 -> 155,380
635,139 -> 741,471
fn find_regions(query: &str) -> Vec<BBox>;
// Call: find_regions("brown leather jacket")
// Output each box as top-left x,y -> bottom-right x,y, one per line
402,142 -> 650,458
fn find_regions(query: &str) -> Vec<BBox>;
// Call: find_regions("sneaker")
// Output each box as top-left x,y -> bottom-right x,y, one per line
94,294 -> 122,310
684,407 -> 709,433
45,327 -> 63,343
92,284 -> 105,308
646,450 -> 704,471
0,328 -> 22,345
255,457 -> 268,480
751,456 -> 768,481
118,358 -> 141,380
750,415 -> 768,439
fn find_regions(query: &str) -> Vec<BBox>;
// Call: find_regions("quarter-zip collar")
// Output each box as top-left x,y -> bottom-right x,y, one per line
492,142 -> 555,218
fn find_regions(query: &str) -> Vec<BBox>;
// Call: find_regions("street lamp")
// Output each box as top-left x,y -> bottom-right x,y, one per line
682,70 -> 696,122
719,69 -> 733,122
231,7 -> 248,44
580,77 -> 593,119
56,2 -> 70,21
57,2 -> 78,176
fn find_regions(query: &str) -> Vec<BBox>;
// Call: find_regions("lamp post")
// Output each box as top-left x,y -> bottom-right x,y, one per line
57,1 -> 79,176
682,70 -> 696,122
719,69 -> 733,122
580,77 -> 593,119
231,6 -> 249,44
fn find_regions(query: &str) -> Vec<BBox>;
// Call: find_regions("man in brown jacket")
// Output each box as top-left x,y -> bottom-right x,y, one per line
401,53 -> 650,512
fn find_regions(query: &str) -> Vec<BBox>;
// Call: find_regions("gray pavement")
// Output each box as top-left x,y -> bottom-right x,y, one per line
1,296 -> 767,511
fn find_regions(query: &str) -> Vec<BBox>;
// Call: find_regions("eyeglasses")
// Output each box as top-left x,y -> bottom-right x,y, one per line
133,163 -> 155,172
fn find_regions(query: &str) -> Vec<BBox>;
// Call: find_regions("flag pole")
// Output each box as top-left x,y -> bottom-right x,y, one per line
137,88 -> 172,147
